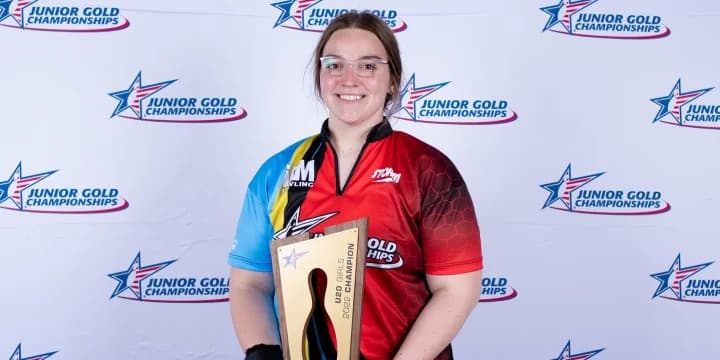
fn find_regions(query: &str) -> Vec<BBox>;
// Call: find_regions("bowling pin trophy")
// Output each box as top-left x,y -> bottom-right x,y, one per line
270,218 -> 368,360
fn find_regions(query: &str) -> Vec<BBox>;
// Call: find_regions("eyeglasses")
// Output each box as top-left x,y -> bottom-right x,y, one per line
320,56 -> 389,77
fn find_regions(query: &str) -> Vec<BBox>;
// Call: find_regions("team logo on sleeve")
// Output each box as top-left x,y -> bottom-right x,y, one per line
550,340 -> 604,360
108,252 -> 229,303
108,71 -> 247,123
7,343 -> 56,360
539,163 -> 670,215
650,79 -> 720,130
270,0 -> 406,32
393,73 -> 518,125
0,0 -> 128,32
650,254 -> 720,304
540,0 -> 670,39
0,162 -> 128,214
478,276 -> 517,302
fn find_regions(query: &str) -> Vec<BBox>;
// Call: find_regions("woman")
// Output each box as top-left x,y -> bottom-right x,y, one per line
229,12 -> 483,360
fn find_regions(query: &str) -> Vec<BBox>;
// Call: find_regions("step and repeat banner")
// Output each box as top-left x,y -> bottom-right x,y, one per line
2,0 -> 719,359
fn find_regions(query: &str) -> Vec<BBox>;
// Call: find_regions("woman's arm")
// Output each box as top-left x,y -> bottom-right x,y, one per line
393,270 -> 482,360
229,267 -> 281,350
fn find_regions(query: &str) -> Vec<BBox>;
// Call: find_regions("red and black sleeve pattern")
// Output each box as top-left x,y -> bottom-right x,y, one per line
418,151 -> 483,275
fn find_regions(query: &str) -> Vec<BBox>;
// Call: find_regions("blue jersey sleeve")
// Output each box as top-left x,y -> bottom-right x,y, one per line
228,137 -> 310,271
228,187 -> 275,271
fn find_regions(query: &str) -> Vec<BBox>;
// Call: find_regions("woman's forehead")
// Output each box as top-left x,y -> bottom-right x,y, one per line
322,28 -> 387,58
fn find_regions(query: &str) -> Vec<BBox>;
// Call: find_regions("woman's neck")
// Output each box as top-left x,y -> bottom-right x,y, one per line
327,117 -> 383,154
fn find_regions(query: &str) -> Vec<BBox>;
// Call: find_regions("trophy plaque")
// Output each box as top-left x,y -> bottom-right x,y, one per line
270,218 -> 368,360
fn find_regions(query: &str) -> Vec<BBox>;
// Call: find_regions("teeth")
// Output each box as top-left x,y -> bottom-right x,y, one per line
339,95 -> 362,101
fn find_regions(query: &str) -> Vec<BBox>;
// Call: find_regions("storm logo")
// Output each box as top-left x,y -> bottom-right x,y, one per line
0,0 -> 128,32
7,343 -> 56,360
0,162 -> 128,214
650,78 -> 720,130
540,0 -> 670,39
393,73 -> 518,125
650,254 -> 720,304
478,276 -> 517,302
108,252 -> 229,303
540,163 -> 671,215
109,71 -> 247,123
270,0 -> 406,32
550,340 -> 604,360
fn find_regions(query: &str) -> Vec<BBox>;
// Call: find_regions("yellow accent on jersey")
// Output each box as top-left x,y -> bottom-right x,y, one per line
269,135 -> 318,232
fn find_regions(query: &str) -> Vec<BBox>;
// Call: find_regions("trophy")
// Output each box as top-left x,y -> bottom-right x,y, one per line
270,218 -> 368,360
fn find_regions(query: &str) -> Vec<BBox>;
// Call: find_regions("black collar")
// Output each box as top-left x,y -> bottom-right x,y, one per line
319,117 -> 393,143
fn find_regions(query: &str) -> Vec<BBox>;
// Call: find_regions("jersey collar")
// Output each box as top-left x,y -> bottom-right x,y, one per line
320,117 -> 393,144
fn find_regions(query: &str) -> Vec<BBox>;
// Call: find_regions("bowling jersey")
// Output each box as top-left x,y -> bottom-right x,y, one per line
229,119 -> 483,360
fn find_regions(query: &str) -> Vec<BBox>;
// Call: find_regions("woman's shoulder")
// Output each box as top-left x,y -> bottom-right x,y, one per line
391,131 -> 467,192
250,135 -> 320,185
392,130 -> 452,162
266,135 -> 319,164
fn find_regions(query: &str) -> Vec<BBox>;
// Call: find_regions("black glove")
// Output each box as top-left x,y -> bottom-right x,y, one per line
245,344 -> 283,360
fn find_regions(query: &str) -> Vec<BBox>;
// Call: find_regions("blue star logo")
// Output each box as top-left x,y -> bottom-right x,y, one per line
271,0 -> 296,28
282,247 -> 309,269
107,252 -> 175,300
552,340 -> 604,360
0,163 -> 56,210
8,343 -> 57,360
0,0 -> 13,23
396,73 -> 449,121
650,254 -> 712,300
108,71 -> 175,119
0,0 -> 40,27
271,0 -> 322,29
540,164 -> 603,210
650,79 -> 713,125
540,0 -> 598,34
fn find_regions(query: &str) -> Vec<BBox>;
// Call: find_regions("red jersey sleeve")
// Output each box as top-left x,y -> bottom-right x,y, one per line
419,152 -> 483,275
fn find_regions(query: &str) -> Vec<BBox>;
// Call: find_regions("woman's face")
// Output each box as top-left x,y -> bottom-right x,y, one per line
320,28 -> 391,129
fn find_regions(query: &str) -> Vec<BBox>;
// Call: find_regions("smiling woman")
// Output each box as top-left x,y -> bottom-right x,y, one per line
317,28 -> 392,137
228,12 -> 483,360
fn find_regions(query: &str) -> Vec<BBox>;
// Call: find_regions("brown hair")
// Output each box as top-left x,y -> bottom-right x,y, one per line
313,12 -> 403,112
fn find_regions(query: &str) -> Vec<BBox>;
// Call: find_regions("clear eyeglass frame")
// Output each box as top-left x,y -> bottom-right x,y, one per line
319,56 -> 389,78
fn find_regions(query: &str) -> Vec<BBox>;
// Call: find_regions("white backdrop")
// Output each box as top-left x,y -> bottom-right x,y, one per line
2,0 -> 719,359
